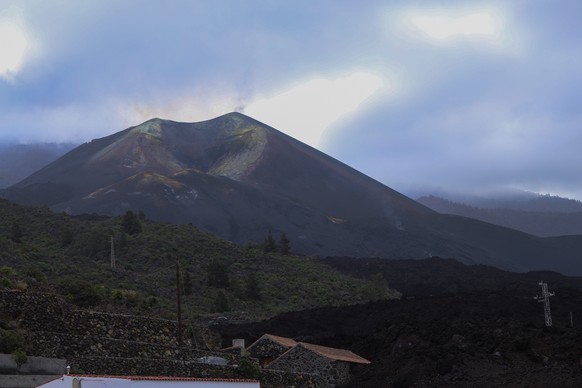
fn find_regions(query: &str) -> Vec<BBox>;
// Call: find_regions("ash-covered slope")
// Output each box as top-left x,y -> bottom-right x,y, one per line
3,112 -> 582,274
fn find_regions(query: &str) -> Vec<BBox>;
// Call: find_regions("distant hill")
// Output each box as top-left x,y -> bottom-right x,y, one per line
0,143 -> 76,188
3,113 -> 582,275
418,195 -> 582,237
429,191 -> 582,212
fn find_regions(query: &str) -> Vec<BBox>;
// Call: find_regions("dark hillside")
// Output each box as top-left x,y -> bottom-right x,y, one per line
323,256 -> 582,295
0,199 -> 397,321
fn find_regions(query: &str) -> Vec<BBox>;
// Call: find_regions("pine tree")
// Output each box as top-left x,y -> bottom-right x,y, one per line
244,273 -> 261,300
212,290 -> 230,312
183,271 -> 193,296
207,260 -> 229,288
11,222 -> 22,243
263,230 -> 276,253
279,232 -> 291,255
121,210 -> 142,235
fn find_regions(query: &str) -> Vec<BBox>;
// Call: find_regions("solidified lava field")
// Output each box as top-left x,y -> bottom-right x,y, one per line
216,258 -> 582,387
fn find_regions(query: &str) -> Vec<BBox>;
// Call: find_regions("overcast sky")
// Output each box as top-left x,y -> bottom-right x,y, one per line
1,0 -> 582,199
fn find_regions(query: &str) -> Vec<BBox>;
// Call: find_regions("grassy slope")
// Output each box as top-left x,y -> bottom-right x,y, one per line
0,199 -> 397,321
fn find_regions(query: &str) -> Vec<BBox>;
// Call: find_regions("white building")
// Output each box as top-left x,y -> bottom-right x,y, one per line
38,375 -> 260,388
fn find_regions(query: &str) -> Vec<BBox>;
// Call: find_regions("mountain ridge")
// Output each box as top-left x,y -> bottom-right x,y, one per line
3,113 -> 582,275
418,194 -> 582,237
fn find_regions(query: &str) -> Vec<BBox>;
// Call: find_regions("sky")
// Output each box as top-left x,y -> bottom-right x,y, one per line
1,0 -> 582,200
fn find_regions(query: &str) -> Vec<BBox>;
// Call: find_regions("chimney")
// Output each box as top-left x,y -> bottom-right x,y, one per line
232,339 -> 247,355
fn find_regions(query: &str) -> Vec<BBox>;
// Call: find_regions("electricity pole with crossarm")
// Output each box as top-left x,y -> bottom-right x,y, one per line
534,281 -> 555,327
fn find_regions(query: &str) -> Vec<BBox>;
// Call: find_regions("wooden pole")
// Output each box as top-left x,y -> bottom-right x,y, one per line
110,236 -> 116,270
176,260 -> 183,346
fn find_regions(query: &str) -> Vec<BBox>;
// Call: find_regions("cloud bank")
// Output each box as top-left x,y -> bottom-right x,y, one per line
1,0 -> 581,199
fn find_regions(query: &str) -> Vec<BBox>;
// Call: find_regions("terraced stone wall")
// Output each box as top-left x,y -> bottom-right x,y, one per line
1,291 -> 318,387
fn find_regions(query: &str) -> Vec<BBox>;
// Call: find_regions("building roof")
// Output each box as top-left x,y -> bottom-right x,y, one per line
297,342 -> 371,364
67,375 -> 258,383
258,333 -> 298,348
248,333 -> 371,365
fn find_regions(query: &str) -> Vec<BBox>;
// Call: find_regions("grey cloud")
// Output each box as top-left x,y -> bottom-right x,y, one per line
1,0 -> 582,199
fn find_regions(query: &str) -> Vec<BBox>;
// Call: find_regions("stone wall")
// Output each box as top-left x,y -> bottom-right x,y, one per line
259,369 -> 319,388
0,290 -> 70,333
67,356 -> 242,378
0,291 -> 222,351
0,291 -> 320,387
27,331 -> 240,362
266,345 -> 350,387
247,338 -> 291,366
0,291 -> 243,371
67,310 -> 181,345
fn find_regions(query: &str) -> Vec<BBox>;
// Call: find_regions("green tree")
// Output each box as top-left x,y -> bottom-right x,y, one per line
60,223 -> 74,246
62,280 -> 104,307
279,232 -> 291,255
364,272 -> 390,300
11,222 -> 22,243
183,271 -> 193,296
11,349 -> 27,371
0,329 -> 24,353
244,273 -> 261,300
118,230 -> 128,249
81,229 -> 109,256
212,290 -> 230,312
207,260 -> 229,288
237,358 -> 260,379
122,210 -> 142,235
263,230 -> 276,253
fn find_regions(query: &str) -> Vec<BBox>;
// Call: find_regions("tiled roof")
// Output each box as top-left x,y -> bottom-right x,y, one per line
247,333 -> 370,364
67,375 -> 258,382
262,333 -> 298,348
298,342 -> 371,364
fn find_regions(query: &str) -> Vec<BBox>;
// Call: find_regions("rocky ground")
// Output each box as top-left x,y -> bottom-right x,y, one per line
215,258 -> 582,387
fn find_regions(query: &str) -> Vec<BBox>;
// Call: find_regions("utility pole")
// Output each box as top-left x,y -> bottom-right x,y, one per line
534,281 -> 555,327
110,236 -> 116,270
176,260 -> 183,346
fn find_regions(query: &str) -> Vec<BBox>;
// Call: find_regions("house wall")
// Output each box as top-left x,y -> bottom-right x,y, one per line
266,346 -> 351,388
40,376 -> 259,388
0,353 -> 66,375
0,375 -> 61,388
134,381 -> 259,388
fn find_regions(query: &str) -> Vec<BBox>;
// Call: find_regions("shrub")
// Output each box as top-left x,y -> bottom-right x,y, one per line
237,358 -> 260,379
62,280 -> 104,307
12,348 -> 27,369
211,290 -> 230,312
0,329 -> 24,353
